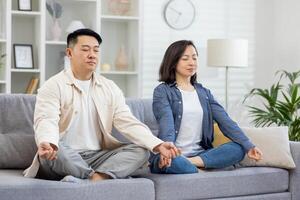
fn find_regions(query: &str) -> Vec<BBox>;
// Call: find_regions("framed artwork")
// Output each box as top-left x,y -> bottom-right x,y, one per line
13,44 -> 34,69
18,0 -> 32,11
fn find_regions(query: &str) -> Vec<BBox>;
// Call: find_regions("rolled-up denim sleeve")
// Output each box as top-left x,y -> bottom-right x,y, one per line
152,85 -> 176,142
207,89 -> 254,152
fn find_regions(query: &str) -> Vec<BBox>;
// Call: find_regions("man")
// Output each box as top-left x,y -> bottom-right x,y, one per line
23,29 -> 179,182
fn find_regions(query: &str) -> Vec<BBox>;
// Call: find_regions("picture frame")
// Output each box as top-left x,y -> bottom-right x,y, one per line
18,0 -> 32,11
13,44 -> 34,69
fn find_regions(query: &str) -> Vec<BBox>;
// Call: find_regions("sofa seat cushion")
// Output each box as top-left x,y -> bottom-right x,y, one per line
141,167 -> 289,200
0,170 -> 155,200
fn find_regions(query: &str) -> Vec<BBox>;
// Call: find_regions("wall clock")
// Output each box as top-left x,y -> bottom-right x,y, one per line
163,0 -> 196,30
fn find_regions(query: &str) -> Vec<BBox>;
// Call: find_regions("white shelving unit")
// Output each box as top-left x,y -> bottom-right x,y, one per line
0,0 -> 8,93
0,0 -> 142,97
100,0 -> 141,97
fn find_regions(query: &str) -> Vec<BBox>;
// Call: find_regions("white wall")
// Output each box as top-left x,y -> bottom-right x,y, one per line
255,0 -> 300,88
141,0 -> 256,113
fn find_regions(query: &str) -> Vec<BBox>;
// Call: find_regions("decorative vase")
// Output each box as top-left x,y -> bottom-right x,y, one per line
101,63 -> 111,71
108,0 -> 131,16
115,45 -> 128,70
51,19 -> 62,41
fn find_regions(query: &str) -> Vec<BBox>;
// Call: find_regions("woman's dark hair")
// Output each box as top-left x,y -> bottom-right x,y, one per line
67,28 -> 102,48
159,40 -> 198,84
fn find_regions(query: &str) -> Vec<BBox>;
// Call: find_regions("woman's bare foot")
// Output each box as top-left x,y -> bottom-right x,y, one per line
186,156 -> 205,168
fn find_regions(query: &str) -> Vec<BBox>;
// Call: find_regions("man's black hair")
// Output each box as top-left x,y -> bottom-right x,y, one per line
67,28 -> 102,47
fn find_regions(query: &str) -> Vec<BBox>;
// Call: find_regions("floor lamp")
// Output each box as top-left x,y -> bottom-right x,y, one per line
207,39 -> 248,110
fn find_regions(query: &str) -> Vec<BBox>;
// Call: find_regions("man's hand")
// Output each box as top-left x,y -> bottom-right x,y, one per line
153,142 -> 181,159
38,142 -> 58,160
247,147 -> 263,161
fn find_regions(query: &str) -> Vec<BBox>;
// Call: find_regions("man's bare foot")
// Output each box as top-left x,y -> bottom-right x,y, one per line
186,156 -> 205,168
90,172 -> 111,182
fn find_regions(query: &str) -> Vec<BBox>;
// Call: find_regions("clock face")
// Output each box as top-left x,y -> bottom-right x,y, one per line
164,0 -> 196,30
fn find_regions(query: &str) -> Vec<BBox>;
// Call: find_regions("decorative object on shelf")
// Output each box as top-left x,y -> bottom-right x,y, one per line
66,20 -> 85,33
46,0 -> 63,41
13,44 -> 34,69
18,0 -> 32,11
0,54 -> 6,68
115,44 -> 128,70
163,0 -> 196,30
108,0 -> 131,16
207,39 -> 248,110
243,70 -> 300,141
25,77 -> 39,94
101,63 -> 111,71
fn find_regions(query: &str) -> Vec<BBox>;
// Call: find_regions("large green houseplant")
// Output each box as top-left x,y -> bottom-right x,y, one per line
244,70 -> 300,141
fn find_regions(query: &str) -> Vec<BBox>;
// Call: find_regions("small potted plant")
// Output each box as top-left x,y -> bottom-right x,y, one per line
46,0 -> 63,41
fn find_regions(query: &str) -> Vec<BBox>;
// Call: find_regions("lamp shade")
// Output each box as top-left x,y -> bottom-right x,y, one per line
207,39 -> 248,68
66,20 -> 85,33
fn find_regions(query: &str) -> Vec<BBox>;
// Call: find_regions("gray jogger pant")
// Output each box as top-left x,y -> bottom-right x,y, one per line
37,143 -> 149,180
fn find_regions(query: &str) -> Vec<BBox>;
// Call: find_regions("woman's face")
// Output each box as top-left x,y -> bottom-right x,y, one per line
175,45 -> 198,79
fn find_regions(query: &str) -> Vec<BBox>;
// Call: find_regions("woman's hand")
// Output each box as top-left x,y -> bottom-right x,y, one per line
153,142 -> 181,159
247,147 -> 263,161
158,155 -> 172,169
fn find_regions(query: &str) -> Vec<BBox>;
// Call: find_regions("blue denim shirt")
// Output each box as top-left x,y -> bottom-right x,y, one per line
152,82 -> 254,153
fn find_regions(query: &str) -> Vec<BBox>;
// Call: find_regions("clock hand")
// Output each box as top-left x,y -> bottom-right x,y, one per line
175,12 -> 182,23
168,6 -> 182,15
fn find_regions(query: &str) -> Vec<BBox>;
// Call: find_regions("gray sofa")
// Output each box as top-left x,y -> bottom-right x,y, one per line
0,94 -> 299,200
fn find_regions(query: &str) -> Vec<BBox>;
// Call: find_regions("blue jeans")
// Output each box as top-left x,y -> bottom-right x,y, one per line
150,142 -> 245,174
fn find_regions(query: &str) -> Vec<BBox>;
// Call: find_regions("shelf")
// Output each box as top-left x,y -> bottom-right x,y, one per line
46,41 -> 67,45
101,15 -> 139,22
100,71 -> 138,75
2,0 -> 141,97
11,11 -> 41,17
11,69 -> 40,73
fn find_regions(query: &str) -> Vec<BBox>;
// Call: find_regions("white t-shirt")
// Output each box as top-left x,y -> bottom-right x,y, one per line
175,89 -> 204,156
62,79 -> 101,152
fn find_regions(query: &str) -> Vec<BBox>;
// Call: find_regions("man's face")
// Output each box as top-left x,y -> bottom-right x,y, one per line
67,35 -> 100,74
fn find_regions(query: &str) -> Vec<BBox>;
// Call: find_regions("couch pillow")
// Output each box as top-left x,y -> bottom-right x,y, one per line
0,94 -> 37,169
240,126 -> 296,169
0,134 -> 37,169
212,123 -> 231,147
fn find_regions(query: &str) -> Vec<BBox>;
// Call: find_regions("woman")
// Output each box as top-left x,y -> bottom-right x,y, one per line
150,40 -> 262,174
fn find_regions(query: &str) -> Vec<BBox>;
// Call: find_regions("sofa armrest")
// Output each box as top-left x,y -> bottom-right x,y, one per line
289,141 -> 300,200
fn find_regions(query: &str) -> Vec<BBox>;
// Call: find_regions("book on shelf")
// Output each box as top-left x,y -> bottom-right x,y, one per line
25,77 -> 39,94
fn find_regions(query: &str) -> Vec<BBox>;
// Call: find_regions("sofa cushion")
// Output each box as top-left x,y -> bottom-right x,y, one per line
0,94 -> 37,169
141,167 -> 289,200
0,170 -> 155,200
213,192 -> 291,200
212,123 -> 231,147
126,98 -> 159,136
240,126 -> 296,169
112,98 -> 159,143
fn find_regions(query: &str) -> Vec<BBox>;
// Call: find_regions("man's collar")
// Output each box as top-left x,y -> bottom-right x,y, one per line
64,68 -> 102,89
